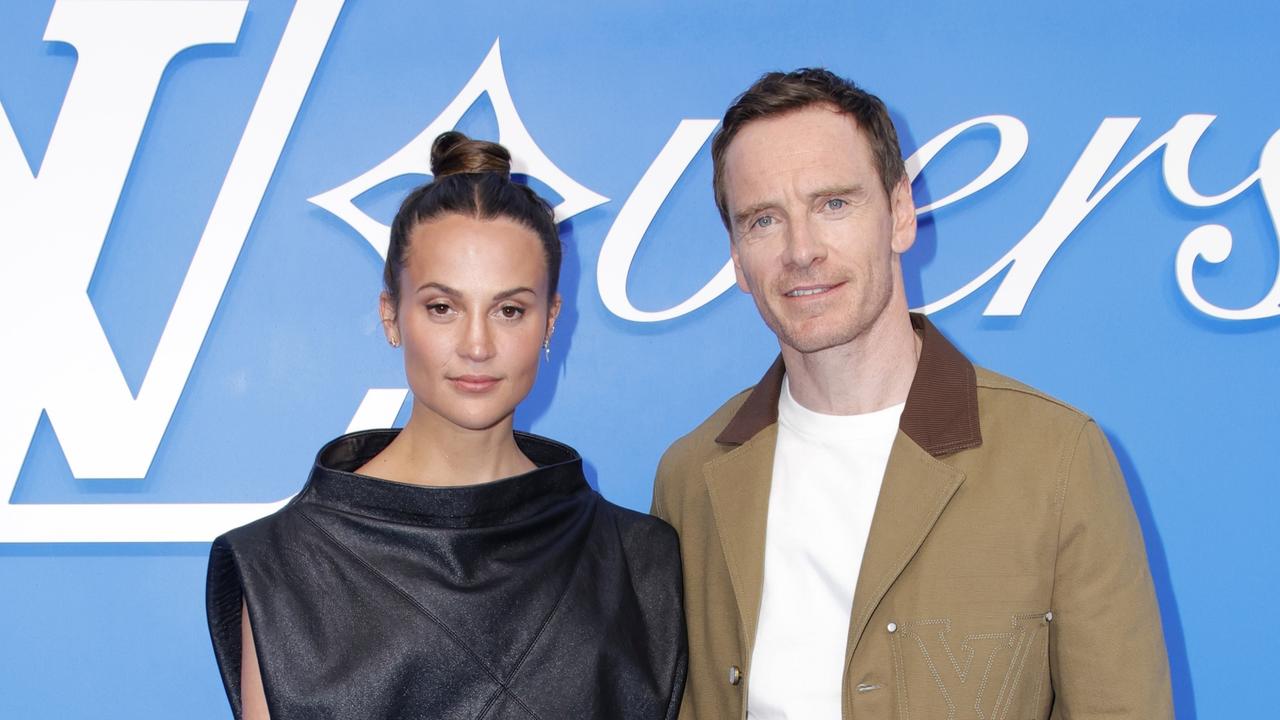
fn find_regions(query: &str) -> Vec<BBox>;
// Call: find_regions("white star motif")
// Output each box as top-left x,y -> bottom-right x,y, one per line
308,38 -> 609,259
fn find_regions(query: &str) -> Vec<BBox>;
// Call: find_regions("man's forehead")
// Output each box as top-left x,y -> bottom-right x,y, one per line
723,107 -> 874,200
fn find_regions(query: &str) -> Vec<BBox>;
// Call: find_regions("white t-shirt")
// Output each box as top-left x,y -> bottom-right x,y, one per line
746,377 -> 905,719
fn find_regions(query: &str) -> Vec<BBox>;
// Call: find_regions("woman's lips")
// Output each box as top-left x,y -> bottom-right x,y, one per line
450,375 -> 501,393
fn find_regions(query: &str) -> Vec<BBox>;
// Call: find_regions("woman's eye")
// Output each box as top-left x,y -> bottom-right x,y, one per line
426,303 -> 452,316
499,305 -> 525,319
825,198 -> 847,211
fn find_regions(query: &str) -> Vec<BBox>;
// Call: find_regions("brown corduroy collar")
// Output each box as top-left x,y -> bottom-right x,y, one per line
714,313 -> 982,458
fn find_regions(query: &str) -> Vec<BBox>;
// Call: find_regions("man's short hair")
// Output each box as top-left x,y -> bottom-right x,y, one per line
710,68 -> 907,230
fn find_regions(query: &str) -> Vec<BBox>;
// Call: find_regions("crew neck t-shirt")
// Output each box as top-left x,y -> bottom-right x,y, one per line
746,376 -> 905,719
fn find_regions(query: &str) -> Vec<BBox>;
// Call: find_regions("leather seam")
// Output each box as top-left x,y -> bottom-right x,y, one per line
296,510 -> 545,720
488,507 -> 600,718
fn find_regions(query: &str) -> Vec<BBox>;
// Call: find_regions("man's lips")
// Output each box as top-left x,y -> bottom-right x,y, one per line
784,282 -> 844,298
450,375 -> 501,392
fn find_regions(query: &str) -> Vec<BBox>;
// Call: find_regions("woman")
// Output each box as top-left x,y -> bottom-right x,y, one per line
206,132 -> 687,719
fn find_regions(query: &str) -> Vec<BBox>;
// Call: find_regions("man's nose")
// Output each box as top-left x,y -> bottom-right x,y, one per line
782,218 -> 827,269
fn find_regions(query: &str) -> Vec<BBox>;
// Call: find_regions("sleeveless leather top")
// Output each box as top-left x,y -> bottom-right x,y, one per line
206,430 -> 686,719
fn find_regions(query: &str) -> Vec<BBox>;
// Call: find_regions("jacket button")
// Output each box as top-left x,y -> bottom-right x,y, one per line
887,622 -> 898,633
1044,611 -> 1054,622
728,665 -> 743,686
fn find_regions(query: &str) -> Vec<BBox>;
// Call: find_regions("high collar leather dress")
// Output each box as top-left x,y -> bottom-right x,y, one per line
207,430 -> 686,719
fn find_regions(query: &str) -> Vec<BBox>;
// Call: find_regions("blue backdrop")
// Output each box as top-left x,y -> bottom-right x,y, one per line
1,1 -> 1276,717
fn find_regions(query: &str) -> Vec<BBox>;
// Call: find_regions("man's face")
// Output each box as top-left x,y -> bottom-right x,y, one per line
723,104 -> 915,355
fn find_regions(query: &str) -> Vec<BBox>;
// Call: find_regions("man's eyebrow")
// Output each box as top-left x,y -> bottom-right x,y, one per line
808,183 -> 866,200
732,200 -> 779,228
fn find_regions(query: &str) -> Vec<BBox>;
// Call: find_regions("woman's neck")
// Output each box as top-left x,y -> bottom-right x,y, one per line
355,410 -> 534,488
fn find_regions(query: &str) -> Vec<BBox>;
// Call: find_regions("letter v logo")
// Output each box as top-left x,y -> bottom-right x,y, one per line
0,0 -> 345,542
889,614 -> 1046,720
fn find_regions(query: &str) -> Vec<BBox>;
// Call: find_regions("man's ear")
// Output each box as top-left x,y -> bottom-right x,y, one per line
889,176 -> 917,255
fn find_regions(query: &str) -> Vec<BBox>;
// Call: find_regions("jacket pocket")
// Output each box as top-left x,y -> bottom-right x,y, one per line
886,603 -> 1051,720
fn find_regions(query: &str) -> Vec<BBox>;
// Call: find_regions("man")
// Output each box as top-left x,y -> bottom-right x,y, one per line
651,69 -> 1172,720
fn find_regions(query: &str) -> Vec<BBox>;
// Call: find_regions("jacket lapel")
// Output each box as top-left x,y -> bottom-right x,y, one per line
706,315 -> 982,673
704,424 -> 778,657
844,431 -> 966,660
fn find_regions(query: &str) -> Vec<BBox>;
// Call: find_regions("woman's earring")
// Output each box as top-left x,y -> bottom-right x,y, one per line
543,336 -> 551,361
389,335 -> 400,348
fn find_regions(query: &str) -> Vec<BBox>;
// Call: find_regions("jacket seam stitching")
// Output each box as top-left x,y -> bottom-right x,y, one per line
974,379 -> 1088,418
849,451 -> 961,659
1048,420 -> 1089,615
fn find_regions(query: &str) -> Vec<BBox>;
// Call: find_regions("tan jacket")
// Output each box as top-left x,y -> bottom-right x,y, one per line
652,315 -> 1172,719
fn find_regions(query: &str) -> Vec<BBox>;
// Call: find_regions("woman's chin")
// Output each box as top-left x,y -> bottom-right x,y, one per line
435,406 -> 519,434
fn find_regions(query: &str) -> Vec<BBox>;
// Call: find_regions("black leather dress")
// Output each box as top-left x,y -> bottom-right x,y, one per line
206,430 -> 686,719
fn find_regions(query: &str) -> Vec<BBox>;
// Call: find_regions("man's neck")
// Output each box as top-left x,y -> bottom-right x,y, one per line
781,311 -> 921,416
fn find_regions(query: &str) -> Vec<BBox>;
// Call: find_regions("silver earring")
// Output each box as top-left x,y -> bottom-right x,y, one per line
543,336 -> 550,361
389,336 -> 400,348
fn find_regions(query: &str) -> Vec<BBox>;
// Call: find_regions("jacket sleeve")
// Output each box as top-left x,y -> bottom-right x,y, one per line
1048,420 -> 1173,719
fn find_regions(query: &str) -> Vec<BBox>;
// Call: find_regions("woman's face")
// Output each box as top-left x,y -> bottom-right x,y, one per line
382,213 -> 560,433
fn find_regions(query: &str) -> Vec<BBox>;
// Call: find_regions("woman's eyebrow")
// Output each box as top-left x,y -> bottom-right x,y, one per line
415,281 -> 460,296
415,282 -> 536,300
493,286 -> 536,301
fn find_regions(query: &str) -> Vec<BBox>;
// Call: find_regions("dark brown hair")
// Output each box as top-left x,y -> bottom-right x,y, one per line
383,131 -> 561,311
710,68 -> 907,229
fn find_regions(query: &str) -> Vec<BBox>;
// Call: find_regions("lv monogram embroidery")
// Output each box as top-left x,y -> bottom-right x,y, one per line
889,612 -> 1046,720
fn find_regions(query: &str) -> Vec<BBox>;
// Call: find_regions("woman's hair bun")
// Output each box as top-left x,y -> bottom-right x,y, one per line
430,130 -> 512,179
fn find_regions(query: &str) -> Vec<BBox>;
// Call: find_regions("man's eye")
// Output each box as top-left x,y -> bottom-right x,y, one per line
499,305 -> 525,319
825,198 -> 847,211
753,215 -> 775,229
